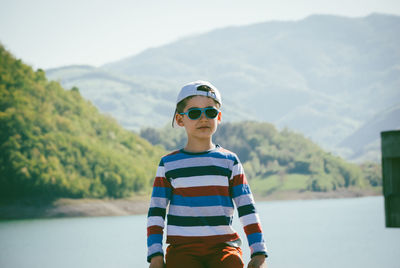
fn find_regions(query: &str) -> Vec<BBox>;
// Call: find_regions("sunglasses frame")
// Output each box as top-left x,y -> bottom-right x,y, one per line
179,107 -> 220,120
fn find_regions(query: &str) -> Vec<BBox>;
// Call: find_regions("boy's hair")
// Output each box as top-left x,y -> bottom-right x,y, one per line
172,83 -> 221,127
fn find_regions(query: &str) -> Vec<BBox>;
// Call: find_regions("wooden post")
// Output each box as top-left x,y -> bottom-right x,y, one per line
381,130 -> 400,228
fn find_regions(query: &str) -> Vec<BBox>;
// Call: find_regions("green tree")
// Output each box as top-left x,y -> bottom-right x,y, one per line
0,44 -> 165,201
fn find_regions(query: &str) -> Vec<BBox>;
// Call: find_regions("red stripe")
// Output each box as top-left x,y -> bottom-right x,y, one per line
243,223 -> 262,235
167,233 -> 239,245
153,177 -> 171,188
174,186 -> 229,197
230,174 -> 248,187
147,225 -> 163,236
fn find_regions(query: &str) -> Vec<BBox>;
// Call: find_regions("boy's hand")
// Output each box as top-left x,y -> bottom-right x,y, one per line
149,255 -> 164,268
247,254 -> 266,268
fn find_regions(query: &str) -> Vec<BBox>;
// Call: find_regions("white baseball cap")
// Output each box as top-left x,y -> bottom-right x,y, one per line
176,80 -> 222,105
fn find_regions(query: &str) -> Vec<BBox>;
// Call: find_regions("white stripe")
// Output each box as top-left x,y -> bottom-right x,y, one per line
168,205 -> 234,217
166,157 -> 233,170
232,163 -> 244,177
150,197 -> 169,209
167,225 -> 236,237
156,166 -> 165,177
240,213 -> 261,227
250,242 -> 267,255
171,175 -> 228,188
147,216 -> 165,228
233,193 -> 255,207
148,243 -> 163,257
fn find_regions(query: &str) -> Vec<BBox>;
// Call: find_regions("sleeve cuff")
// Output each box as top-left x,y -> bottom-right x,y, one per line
147,252 -> 164,263
251,251 -> 268,259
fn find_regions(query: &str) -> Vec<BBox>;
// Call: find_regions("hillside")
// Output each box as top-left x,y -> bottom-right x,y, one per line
339,104 -> 400,162
140,122 -> 382,196
0,45 -> 164,201
46,13 -> 400,162
46,65 -> 175,130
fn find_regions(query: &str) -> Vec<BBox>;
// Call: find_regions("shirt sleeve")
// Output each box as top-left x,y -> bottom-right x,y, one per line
230,155 -> 268,258
146,159 -> 172,263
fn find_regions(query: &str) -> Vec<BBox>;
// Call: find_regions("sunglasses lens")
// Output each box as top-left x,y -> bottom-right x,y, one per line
184,108 -> 219,120
205,108 -> 219,118
188,109 -> 201,119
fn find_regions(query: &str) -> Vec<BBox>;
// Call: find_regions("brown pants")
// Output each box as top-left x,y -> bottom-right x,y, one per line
165,243 -> 244,268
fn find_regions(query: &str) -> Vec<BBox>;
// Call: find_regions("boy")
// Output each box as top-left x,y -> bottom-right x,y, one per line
147,81 -> 268,268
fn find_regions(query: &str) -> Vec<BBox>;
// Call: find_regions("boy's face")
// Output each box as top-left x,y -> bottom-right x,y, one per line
175,96 -> 221,142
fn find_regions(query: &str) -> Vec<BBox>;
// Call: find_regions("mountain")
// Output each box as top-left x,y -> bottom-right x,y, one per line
0,44 -> 381,202
338,104 -> 400,162
0,45 -> 164,201
140,121 -> 382,195
45,65 -> 176,130
46,13 -> 400,162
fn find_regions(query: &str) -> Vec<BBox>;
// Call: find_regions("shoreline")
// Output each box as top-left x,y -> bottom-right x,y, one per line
253,188 -> 382,201
0,196 -> 151,220
0,189 -> 382,220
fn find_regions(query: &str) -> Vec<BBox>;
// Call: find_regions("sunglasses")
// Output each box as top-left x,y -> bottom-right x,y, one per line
179,107 -> 220,120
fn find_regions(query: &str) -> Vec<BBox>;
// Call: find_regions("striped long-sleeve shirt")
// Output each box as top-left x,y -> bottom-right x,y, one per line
146,146 -> 267,262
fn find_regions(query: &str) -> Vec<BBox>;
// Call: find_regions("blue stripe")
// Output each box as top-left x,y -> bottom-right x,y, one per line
147,234 -> 163,247
247,232 -> 264,246
151,186 -> 172,198
163,150 -> 237,163
171,195 -> 234,207
166,165 -> 231,179
231,184 -> 251,198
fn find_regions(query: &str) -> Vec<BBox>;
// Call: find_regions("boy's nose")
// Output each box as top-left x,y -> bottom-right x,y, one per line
199,112 -> 207,120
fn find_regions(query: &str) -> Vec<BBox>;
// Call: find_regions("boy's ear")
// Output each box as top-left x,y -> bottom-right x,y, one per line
176,113 -> 184,127
217,111 -> 222,123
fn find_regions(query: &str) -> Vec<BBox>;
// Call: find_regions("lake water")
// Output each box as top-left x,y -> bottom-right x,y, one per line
0,196 -> 399,268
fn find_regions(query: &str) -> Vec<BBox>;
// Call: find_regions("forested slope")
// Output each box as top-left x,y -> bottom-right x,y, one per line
0,45 -> 164,201
141,122 -> 381,195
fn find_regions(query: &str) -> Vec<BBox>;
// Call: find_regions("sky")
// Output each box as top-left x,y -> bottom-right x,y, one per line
1,0 -> 400,69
